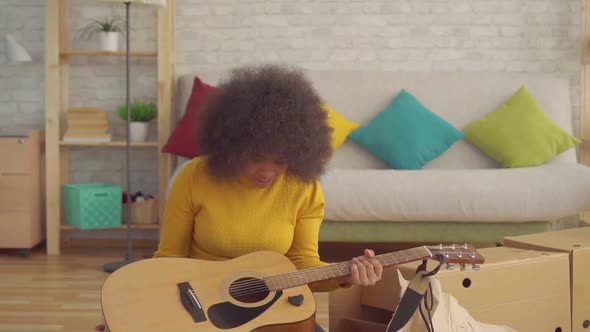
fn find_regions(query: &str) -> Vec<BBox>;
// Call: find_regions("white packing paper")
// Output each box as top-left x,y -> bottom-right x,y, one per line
393,270 -> 518,332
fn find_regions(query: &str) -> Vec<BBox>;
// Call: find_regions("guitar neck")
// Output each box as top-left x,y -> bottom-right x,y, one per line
264,246 -> 433,292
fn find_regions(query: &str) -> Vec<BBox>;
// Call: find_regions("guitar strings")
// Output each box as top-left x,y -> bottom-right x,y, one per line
226,260 -> 405,297
225,263 -> 352,298
224,251 -> 428,298
186,250 -> 430,302
224,249 -> 426,296
182,248 -> 464,302
226,247 -> 426,291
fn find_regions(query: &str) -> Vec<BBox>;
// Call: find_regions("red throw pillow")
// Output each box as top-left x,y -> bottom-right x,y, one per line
161,76 -> 217,158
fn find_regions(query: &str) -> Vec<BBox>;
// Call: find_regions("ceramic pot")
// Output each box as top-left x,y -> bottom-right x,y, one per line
130,122 -> 149,142
97,32 -> 118,52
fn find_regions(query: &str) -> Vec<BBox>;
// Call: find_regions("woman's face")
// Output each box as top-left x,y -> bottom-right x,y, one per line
242,157 -> 288,188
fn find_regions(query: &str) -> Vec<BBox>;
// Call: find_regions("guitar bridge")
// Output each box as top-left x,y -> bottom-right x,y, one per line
177,282 -> 207,323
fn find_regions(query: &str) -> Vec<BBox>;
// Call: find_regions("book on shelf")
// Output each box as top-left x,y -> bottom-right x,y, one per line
65,127 -> 109,135
63,107 -> 112,143
62,134 -> 112,143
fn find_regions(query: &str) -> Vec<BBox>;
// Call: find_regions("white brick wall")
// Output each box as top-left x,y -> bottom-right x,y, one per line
67,0 -> 159,196
0,0 -> 159,198
176,0 -> 582,134
0,0 -> 583,239
0,0 -> 45,128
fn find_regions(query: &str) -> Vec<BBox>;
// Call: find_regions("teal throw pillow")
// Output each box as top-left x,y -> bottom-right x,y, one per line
349,89 -> 464,169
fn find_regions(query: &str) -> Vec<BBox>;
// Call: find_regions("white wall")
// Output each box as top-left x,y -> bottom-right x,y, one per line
0,0 -> 582,239
176,0 -> 581,133
67,1 -> 159,197
1,0 -> 159,199
0,0 -> 45,127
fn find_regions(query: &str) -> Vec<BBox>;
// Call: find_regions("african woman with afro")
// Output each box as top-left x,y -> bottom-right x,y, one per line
154,64 -> 383,331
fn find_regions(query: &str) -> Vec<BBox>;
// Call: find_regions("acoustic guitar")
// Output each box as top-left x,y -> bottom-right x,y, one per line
100,244 -> 484,332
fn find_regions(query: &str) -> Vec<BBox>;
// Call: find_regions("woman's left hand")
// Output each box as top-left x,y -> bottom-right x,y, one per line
338,249 -> 383,287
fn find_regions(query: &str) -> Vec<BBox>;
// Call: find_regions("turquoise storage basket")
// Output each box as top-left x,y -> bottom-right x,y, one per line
64,183 -> 122,229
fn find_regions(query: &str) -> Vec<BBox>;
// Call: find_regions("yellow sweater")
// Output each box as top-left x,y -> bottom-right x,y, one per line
153,156 -> 342,292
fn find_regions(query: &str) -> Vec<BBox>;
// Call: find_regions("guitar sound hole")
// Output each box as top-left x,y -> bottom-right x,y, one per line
229,277 -> 270,303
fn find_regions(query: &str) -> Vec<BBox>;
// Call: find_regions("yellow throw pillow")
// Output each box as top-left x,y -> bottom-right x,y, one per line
322,104 -> 360,150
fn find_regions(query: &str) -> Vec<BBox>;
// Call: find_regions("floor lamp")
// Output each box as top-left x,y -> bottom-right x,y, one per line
99,0 -> 167,273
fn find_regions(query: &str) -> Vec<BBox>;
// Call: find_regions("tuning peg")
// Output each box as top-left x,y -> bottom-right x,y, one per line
472,264 -> 481,270
446,263 -> 455,270
462,243 -> 468,249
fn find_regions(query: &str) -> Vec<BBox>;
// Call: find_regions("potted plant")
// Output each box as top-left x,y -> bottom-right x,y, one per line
78,16 -> 124,52
118,100 -> 157,142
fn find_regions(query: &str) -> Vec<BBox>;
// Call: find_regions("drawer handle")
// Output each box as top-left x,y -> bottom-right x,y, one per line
94,193 -> 109,198
1,173 -> 28,176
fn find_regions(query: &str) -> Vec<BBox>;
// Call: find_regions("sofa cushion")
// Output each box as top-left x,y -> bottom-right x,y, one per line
162,76 -> 217,158
176,71 -> 577,170
323,104 -> 359,151
464,86 -> 581,168
349,89 -> 463,169
320,164 -> 590,223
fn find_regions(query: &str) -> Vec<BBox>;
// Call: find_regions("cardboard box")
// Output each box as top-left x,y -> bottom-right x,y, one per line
331,246 -> 571,332
329,285 -> 392,332
504,226 -> 590,332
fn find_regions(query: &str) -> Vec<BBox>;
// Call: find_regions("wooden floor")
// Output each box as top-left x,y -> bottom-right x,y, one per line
0,247 -> 329,332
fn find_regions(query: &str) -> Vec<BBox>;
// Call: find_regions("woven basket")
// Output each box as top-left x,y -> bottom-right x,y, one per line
123,198 -> 158,224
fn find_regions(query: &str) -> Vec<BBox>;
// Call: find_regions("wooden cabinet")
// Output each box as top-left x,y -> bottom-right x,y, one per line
0,129 -> 45,255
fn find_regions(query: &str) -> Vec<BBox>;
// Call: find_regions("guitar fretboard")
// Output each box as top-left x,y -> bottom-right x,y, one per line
264,246 -> 432,291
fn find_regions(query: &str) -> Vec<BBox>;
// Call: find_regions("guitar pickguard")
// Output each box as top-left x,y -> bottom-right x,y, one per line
207,291 -> 283,329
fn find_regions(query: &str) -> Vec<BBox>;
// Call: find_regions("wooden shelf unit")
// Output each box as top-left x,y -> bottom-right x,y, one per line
61,224 -> 160,231
59,140 -> 159,147
60,50 -> 157,57
582,1 -> 590,223
45,0 -> 176,255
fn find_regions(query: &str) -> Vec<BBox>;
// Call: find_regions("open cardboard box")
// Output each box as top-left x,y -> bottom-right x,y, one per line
329,284 -> 393,332
504,226 -> 590,332
330,246 -> 571,332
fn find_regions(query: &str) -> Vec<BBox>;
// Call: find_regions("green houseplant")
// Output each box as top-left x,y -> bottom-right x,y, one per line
78,16 -> 124,52
118,100 -> 157,142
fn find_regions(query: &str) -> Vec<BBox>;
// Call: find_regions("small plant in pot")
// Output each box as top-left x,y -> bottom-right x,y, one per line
78,16 -> 124,52
118,100 -> 157,142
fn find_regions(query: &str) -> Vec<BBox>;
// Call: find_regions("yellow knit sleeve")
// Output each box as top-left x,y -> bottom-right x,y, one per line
285,180 -> 344,292
153,161 -> 199,258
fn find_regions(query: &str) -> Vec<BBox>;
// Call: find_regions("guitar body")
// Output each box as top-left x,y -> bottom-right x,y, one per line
101,251 -> 316,332
101,244 -> 485,331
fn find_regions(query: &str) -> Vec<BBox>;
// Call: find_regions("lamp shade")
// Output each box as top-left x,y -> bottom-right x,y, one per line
4,34 -> 32,64
100,0 -> 167,7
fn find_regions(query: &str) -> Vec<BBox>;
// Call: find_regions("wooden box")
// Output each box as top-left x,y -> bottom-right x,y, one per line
0,129 -> 45,254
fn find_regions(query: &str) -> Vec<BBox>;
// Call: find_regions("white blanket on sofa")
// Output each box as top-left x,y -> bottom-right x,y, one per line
396,270 -> 517,332
321,163 -> 590,223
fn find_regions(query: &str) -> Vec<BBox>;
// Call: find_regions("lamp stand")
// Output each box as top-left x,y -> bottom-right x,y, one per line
103,1 -> 134,273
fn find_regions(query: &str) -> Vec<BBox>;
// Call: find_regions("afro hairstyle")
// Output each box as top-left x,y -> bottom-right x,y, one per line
198,64 -> 333,183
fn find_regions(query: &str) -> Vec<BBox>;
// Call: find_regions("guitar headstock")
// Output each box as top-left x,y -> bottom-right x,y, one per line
426,243 -> 485,270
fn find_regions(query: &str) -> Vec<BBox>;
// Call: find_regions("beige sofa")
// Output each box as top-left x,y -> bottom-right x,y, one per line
169,70 -> 590,244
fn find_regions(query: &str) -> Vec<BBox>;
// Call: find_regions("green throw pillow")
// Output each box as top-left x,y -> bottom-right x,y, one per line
463,85 -> 580,168
349,89 -> 464,169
